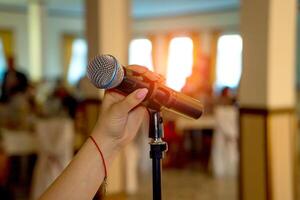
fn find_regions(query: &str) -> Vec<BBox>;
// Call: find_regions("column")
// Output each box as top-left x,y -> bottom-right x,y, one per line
86,0 -> 130,63
85,0 -> 132,196
28,0 -> 45,81
239,0 -> 297,200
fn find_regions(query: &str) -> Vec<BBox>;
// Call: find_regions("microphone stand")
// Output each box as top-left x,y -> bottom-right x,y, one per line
148,110 -> 167,200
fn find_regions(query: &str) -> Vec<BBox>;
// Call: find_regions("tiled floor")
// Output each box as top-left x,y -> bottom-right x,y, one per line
128,169 -> 237,200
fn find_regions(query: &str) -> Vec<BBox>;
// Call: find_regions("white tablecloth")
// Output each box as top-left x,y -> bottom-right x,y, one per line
175,115 -> 216,132
1,129 -> 37,156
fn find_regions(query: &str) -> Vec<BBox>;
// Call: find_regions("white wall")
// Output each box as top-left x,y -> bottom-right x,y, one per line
45,15 -> 84,79
0,9 -> 239,80
133,10 -> 239,36
0,10 -> 84,79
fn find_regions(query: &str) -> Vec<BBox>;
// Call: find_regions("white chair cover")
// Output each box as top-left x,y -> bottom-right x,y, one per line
212,106 -> 239,177
31,118 -> 74,199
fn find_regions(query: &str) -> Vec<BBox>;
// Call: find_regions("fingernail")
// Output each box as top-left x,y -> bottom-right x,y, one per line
136,88 -> 148,99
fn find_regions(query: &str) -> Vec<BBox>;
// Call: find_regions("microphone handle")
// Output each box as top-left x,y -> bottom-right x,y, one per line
115,69 -> 203,119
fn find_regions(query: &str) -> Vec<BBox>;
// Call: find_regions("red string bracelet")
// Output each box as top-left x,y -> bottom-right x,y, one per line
89,135 -> 107,183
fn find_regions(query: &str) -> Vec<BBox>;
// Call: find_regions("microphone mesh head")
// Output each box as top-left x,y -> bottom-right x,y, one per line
87,54 -> 124,89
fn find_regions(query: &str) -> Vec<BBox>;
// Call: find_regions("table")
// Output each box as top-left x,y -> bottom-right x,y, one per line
175,115 -> 216,132
1,129 -> 37,156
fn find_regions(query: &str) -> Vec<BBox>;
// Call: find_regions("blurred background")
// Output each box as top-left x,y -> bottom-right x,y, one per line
0,0 -> 298,200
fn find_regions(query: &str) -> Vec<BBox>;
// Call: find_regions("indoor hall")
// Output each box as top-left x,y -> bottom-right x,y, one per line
0,0 -> 298,200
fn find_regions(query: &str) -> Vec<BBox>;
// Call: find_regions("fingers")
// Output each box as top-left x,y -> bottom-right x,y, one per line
139,107 -> 149,135
127,65 -> 165,82
102,90 -> 125,109
116,88 -> 148,115
126,106 -> 149,141
102,88 -> 148,115
127,65 -> 148,73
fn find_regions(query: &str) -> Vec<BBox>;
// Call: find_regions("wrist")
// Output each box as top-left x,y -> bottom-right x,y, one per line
91,131 -> 120,166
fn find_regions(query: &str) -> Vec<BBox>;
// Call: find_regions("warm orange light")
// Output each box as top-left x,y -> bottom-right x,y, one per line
166,37 -> 193,91
129,39 -> 153,71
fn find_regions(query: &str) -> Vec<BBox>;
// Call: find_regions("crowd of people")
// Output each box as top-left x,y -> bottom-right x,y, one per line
0,57 -> 93,199
0,56 -> 93,128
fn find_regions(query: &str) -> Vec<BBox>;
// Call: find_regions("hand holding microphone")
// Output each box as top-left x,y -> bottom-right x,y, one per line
86,54 -> 204,200
87,54 -> 203,119
40,55 -> 203,200
92,85 -> 149,151
39,83 -> 150,200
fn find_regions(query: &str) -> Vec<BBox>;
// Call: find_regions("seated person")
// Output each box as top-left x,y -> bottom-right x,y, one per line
0,56 -> 28,102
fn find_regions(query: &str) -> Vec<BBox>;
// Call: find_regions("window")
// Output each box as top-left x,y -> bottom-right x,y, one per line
67,38 -> 87,85
215,34 -> 243,89
129,38 -> 153,71
166,37 -> 193,91
0,38 -> 6,82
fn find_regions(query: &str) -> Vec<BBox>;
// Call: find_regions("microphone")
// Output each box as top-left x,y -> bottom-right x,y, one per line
87,54 -> 203,119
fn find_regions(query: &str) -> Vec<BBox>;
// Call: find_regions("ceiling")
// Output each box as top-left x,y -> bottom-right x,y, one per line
133,0 -> 239,18
0,0 -> 240,18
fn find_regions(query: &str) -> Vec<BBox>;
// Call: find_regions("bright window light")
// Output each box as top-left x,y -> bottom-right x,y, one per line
0,39 -> 6,83
129,38 -> 153,71
166,37 -> 193,91
67,38 -> 87,85
215,34 -> 243,89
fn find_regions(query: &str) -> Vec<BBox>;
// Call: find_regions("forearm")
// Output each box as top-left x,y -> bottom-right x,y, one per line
40,133 -> 118,200
39,88 -> 148,200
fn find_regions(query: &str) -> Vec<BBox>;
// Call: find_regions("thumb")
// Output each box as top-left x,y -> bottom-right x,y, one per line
115,88 -> 148,115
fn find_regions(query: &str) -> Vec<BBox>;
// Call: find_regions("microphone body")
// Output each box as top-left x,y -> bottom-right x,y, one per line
116,68 -> 203,119
87,55 -> 203,119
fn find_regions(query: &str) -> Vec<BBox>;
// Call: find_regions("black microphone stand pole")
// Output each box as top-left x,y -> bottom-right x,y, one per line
148,110 -> 167,200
